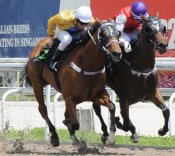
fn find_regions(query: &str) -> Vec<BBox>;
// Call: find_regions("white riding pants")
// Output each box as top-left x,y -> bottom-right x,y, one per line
55,27 -> 72,51
119,29 -> 140,52
119,29 -> 140,44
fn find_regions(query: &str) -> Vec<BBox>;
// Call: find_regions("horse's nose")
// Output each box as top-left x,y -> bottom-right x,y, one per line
158,43 -> 168,54
159,42 -> 168,49
111,51 -> 122,62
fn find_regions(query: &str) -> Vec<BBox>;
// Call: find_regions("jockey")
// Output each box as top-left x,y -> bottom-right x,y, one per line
47,6 -> 94,71
114,1 -> 149,53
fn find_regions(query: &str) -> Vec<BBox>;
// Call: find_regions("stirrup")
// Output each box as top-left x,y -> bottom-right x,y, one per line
32,57 -> 40,62
49,62 -> 58,72
52,62 -> 58,72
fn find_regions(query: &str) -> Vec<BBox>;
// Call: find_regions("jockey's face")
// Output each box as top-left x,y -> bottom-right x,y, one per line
77,19 -> 89,30
132,14 -> 143,24
135,18 -> 143,24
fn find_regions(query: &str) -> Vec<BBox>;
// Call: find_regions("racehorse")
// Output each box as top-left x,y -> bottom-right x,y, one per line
25,20 -> 122,146
93,14 -> 169,143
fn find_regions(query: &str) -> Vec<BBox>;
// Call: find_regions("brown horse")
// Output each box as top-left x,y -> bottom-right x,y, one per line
25,21 -> 122,146
93,15 -> 169,143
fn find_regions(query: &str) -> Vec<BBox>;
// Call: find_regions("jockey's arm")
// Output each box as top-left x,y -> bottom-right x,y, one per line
47,14 -> 62,47
114,14 -> 127,32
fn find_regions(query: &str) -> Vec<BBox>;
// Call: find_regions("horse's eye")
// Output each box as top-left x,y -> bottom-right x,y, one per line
161,25 -> 167,34
146,26 -> 155,36
146,27 -> 152,33
100,30 -> 108,38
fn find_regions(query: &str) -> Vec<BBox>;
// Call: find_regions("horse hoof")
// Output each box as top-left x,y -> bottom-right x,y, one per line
101,135 -> 107,144
130,133 -> 139,143
106,140 -> 115,146
158,128 -> 167,136
51,136 -> 60,147
105,134 -> 115,146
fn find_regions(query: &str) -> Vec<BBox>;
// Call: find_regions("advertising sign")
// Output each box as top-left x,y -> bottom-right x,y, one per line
91,0 -> 175,88
0,0 -> 60,58
91,0 -> 175,57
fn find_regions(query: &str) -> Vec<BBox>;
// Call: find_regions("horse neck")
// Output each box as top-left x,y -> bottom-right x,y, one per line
131,32 -> 156,69
77,31 -> 106,71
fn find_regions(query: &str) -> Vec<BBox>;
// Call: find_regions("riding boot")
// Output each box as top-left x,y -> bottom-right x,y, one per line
49,49 -> 63,72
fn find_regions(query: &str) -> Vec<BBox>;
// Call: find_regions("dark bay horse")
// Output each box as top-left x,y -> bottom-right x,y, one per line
93,15 -> 169,143
25,21 -> 122,146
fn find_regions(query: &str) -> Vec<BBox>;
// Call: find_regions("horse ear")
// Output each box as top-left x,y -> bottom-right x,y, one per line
156,12 -> 159,18
95,17 -> 102,25
107,18 -> 113,22
95,18 -> 101,23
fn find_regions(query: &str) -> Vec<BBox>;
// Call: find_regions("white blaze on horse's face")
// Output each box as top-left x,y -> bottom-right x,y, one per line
152,20 -> 161,31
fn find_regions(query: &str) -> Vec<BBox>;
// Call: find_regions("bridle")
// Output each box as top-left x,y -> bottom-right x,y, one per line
143,16 -> 168,52
97,22 -> 120,55
88,22 -> 120,55
122,16 -> 168,79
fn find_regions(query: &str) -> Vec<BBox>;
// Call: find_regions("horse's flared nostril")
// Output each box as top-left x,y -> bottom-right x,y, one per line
158,43 -> 168,54
158,43 -> 168,50
111,52 -> 122,62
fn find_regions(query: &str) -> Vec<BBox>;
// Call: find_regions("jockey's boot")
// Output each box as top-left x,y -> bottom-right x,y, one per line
49,49 -> 63,72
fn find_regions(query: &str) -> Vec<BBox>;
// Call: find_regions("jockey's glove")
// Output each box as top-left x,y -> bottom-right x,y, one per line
124,42 -> 132,53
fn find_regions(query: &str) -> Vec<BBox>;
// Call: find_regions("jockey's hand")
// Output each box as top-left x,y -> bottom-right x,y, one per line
48,35 -> 54,47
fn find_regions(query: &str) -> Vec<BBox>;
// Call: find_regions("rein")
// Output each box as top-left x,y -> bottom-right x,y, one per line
69,21 -> 118,76
68,28 -> 105,76
122,58 -> 157,79
122,16 -> 167,78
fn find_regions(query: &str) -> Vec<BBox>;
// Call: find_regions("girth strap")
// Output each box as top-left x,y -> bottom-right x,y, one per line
69,62 -> 105,76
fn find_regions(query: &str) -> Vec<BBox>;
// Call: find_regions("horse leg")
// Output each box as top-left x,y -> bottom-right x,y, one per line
92,103 -> 109,144
63,111 -> 80,145
149,89 -> 170,136
32,84 -> 59,146
116,99 -> 139,143
64,97 -> 80,145
93,91 -> 116,145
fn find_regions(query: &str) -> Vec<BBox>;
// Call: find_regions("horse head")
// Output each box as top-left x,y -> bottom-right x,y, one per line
141,15 -> 168,54
98,20 -> 122,62
85,20 -> 122,63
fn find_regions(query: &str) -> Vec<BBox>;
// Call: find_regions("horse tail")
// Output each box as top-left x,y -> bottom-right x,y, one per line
25,64 -> 33,86
20,63 -> 32,87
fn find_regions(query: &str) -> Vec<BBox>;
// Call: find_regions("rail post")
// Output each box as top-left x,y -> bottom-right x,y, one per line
1,88 -> 23,130
168,92 -> 175,136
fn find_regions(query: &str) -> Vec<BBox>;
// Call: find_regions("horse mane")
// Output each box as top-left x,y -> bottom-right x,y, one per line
88,18 -> 101,34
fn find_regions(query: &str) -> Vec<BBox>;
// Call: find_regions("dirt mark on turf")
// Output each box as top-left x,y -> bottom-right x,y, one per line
0,139 -> 175,156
